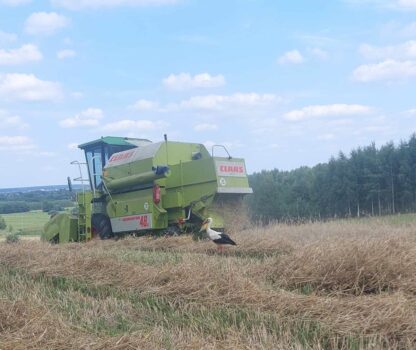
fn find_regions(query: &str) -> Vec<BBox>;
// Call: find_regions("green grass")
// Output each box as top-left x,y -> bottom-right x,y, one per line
379,213 -> 416,225
329,212 -> 416,226
0,210 -> 49,236
105,249 -> 183,266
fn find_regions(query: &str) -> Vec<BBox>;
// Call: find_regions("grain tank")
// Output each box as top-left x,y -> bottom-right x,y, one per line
42,136 -> 252,243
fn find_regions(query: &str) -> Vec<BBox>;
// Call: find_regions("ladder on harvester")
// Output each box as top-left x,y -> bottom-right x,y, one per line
77,193 -> 88,242
70,161 -> 89,242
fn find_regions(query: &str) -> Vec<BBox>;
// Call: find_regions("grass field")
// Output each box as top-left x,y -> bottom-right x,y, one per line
0,210 -> 49,236
1,215 -> 416,349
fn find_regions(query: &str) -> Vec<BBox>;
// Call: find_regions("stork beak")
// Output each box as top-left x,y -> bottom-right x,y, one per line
200,220 -> 208,232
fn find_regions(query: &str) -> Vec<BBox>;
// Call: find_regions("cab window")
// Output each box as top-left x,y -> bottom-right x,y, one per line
84,143 -> 136,191
86,147 -> 103,190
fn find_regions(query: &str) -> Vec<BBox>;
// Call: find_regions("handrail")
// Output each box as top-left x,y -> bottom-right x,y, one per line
70,161 -> 88,196
211,144 -> 232,159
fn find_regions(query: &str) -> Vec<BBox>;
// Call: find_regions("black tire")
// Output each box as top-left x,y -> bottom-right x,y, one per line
164,226 -> 180,237
92,214 -> 113,240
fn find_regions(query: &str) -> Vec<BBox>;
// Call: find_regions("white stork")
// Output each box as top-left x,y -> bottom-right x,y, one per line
200,217 -> 237,252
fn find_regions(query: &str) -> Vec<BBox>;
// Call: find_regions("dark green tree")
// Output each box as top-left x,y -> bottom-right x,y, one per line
0,216 -> 6,230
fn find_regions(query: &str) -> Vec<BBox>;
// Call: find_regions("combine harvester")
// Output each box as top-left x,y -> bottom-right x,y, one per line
42,136 -> 252,243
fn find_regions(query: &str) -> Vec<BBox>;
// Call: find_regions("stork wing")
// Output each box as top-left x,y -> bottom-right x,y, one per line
218,233 -> 237,246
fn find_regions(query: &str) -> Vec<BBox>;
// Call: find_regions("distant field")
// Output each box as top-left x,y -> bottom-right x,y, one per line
379,212 -> 416,225
0,210 -> 49,236
327,213 -> 416,226
2,216 -> 416,349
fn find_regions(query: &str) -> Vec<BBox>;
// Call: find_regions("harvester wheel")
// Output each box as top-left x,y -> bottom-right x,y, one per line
164,226 -> 180,237
92,214 -> 113,240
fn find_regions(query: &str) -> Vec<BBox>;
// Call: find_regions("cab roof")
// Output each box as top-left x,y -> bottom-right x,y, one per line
78,136 -> 152,150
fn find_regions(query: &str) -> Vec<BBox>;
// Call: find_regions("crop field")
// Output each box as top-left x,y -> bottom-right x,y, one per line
0,210 -> 49,237
1,216 -> 416,349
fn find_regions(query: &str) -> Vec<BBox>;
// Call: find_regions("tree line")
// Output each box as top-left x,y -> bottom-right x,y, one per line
248,134 -> 416,222
0,190 -> 73,214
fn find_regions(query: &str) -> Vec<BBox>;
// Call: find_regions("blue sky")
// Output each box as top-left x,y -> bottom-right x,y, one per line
1,0 -> 416,188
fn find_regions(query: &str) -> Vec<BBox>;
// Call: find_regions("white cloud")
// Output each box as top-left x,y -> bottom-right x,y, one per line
405,108 -> 416,115
130,99 -> 159,111
0,73 -> 63,102
60,108 -> 103,128
101,119 -> 167,131
318,133 -> 335,140
51,0 -> 179,10
346,0 -> 416,10
309,47 -> 329,60
0,44 -> 42,65
0,31 -> 17,44
278,50 -> 305,64
352,59 -> 416,82
359,41 -> 416,60
36,151 -> 56,157
0,135 -> 54,156
194,123 -> 218,131
57,49 -> 76,59
0,0 -> 31,5
179,93 -> 279,111
284,104 -> 373,121
71,91 -> 84,99
163,73 -> 225,90
400,22 -> 416,36
381,21 -> 412,37
0,136 -> 35,151
0,111 -> 29,129
25,12 -> 69,36
397,0 -> 416,8
67,142 -> 79,149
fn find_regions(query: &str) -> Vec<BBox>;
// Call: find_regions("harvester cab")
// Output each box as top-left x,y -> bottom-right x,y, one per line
42,136 -> 253,243
78,137 -> 152,193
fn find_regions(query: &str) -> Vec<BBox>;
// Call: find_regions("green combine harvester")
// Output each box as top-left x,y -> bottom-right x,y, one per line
42,136 -> 253,243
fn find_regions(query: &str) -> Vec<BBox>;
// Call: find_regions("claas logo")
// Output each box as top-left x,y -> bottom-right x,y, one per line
219,165 -> 244,173
109,150 -> 134,162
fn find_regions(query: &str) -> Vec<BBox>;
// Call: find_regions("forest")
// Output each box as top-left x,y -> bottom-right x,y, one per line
248,133 -> 416,222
